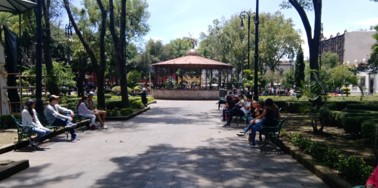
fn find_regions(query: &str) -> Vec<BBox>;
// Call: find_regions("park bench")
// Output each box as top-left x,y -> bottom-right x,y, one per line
11,115 -> 36,151
258,117 -> 288,151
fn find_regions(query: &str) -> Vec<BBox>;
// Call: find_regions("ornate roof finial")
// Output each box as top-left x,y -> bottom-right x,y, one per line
184,33 -> 198,49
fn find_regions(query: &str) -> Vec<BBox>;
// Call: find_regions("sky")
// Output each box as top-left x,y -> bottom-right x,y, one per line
143,0 -> 378,58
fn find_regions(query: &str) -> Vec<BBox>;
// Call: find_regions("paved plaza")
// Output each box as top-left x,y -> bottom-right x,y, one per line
0,100 -> 327,188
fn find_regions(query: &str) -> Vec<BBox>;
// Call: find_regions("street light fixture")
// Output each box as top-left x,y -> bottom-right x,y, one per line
239,11 -> 252,70
65,22 -> 73,65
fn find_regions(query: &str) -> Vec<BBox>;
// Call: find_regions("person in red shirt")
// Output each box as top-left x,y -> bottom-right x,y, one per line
367,165 -> 378,188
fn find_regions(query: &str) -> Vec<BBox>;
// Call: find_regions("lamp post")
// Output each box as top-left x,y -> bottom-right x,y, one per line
35,0 -> 43,112
239,11 -> 252,70
65,22 -> 73,65
253,0 -> 260,101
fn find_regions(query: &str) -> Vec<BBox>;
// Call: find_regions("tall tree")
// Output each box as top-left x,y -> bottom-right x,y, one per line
109,0 -> 128,107
198,12 -> 301,86
281,0 -> 322,79
63,0 -> 104,107
42,0 -> 60,95
368,25 -> 378,67
109,0 -> 150,107
295,46 -> 305,88
259,12 -> 301,73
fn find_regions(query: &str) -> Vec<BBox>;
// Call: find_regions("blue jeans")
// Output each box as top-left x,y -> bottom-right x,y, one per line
247,120 -> 265,145
52,118 -> 76,138
32,127 -> 52,142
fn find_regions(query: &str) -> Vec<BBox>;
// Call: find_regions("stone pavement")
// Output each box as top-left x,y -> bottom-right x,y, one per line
0,100 -> 328,188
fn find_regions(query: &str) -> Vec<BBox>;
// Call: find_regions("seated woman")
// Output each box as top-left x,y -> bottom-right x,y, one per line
77,96 -> 97,129
247,98 -> 280,147
21,99 -> 52,147
87,92 -> 107,128
237,100 -> 263,136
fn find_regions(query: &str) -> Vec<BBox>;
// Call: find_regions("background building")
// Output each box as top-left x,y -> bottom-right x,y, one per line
320,30 -> 377,95
320,30 -> 375,65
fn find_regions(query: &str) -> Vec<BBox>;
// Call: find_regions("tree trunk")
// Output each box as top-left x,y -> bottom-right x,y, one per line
109,0 -> 129,107
42,0 -> 60,95
96,0 -> 107,109
63,0 -> 104,107
289,0 -> 322,80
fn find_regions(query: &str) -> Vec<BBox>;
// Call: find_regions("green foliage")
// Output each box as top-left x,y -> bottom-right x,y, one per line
324,65 -> 357,93
130,99 -> 144,109
198,12 -> 301,84
242,69 -> 254,88
289,133 -> 372,185
321,52 -> 339,69
368,25 -> 378,67
338,156 -> 373,184
341,116 -> 364,134
133,85 -> 142,92
120,108 -> 134,116
294,46 -> 305,88
361,120 -> 378,145
127,70 -> 142,88
21,62 -> 75,93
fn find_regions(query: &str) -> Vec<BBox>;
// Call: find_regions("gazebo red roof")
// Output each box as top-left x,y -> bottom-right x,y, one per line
152,50 -> 233,69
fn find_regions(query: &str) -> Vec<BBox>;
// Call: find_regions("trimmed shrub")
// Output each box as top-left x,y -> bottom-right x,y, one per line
130,99 -> 144,109
120,108 -> 134,116
106,101 -> 123,110
338,155 -> 373,185
361,120 -> 378,146
289,133 -> 372,185
346,103 -> 378,111
341,116 -> 367,135
105,93 -> 112,99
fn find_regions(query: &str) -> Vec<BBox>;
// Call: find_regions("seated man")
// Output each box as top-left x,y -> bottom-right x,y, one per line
22,99 -> 52,147
223,94 -> 251,127
44,95 -> 78,141
222,95 -> 236,121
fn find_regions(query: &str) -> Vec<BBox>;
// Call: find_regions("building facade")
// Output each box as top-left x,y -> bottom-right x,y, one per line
320,30 -> 377,95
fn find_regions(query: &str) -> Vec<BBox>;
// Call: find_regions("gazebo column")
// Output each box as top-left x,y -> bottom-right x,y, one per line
210,69 -> 213,89
218,68 -> 221,89
199,68 -> 202,90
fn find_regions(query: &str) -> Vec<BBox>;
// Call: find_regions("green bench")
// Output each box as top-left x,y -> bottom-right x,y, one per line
259,117 -> 288,150
11,115 -> 36,151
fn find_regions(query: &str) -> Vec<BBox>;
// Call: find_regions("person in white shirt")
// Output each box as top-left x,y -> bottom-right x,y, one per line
223,95 -> 252,126
21,99 -> 52,145
77,95 -> 97,129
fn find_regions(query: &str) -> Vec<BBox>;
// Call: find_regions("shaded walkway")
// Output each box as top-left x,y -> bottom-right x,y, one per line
0,100 -> 327,187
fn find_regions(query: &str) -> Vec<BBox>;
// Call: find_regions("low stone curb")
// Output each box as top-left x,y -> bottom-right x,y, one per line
0,160 -> 29,181
280,140 -> 353,188
106,106 -> 150,121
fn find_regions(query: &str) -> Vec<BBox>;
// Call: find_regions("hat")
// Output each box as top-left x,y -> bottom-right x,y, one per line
142,87 -> 146,91
49,95 -> 59,100
88,91 -> 95,96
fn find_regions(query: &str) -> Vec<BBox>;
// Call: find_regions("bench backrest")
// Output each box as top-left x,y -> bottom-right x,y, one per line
11,115 -> 32,134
